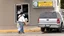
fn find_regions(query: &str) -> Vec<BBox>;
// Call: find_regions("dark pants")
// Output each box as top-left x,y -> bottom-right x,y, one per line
18,21 -> 24,33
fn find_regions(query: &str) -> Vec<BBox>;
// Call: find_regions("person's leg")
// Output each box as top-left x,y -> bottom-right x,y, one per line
17,23 -> 20,31
20,23 -> 24,33
21,24 -> 24,33
17,21 -> 21,33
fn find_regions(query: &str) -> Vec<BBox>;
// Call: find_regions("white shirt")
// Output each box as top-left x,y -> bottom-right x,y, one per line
18,16 -> 25,22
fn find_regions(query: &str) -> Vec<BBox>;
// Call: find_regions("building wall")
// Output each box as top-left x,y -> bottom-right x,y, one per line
0,0 -> 54,29
0,0 -> 29,29
29,0 -> 54,25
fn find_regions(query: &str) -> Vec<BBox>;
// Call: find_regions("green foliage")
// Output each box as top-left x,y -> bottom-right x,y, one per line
61,0 -> 64,9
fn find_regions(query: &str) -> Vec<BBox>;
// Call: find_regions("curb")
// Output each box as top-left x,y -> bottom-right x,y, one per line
0,28 -> 41,33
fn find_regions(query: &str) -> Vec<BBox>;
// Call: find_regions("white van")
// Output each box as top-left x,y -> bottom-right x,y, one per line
38,11 -> 63,33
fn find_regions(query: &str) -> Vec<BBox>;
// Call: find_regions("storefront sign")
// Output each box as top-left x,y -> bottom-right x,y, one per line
33,1 -> 38,7
33,0 -> 53,8
38,1 -> 53,7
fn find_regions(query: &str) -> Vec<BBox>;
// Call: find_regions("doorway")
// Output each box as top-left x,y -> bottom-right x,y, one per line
15,4 -> 29,23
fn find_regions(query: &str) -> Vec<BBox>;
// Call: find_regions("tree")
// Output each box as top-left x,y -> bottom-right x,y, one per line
61,0 -> 64,9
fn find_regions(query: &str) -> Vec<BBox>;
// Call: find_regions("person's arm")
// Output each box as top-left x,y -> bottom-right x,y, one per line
22,16 -> 27,25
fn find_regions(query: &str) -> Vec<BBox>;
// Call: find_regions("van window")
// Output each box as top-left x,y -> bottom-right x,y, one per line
40,12 -> 57,18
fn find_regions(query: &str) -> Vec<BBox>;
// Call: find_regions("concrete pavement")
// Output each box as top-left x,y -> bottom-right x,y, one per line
0,32 -> 64,36
0,26 -> 41,33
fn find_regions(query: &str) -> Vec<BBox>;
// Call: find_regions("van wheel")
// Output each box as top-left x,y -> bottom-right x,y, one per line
59,28 -> 62,33
41,27 -> 45,32
59,22 -> 63,32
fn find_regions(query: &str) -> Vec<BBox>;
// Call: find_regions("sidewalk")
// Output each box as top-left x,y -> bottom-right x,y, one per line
24,26 -> 41,32
0,26 -> 41,33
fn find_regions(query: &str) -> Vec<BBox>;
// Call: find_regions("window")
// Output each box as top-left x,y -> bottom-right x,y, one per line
40,12 -> 57,18
15,4 -> 29,23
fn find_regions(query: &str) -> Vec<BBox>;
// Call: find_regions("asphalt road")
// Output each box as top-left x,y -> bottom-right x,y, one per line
0,32 -> 64,36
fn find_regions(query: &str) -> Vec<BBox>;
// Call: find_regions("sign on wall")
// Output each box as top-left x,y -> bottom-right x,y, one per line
38,1 -> 53,7
33,0 -> 53,8
33,1 -> 38,7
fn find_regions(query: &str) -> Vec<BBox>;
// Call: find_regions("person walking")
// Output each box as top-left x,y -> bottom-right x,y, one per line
17,14 -> 27,34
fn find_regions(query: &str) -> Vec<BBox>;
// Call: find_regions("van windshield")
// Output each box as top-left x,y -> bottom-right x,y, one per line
40,12 -> 57,18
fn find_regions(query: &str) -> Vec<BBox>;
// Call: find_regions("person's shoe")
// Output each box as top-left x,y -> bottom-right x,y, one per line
22,32 -> 25,34
18,31 -> 20,34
